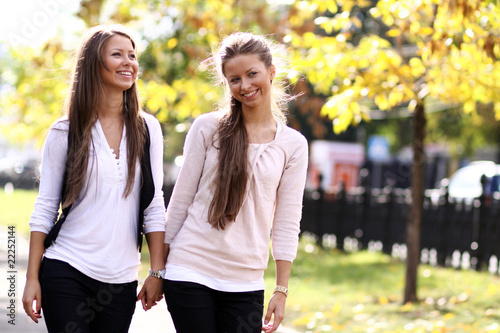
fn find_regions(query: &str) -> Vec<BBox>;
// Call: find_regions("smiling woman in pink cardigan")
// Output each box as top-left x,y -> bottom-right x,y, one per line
162,32 -> 308,333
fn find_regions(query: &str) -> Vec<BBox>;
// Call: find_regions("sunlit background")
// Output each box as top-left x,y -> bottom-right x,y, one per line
0,2 -> 499,331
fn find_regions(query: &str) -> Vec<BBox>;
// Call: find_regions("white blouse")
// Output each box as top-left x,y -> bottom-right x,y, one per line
30,112 -> 166,283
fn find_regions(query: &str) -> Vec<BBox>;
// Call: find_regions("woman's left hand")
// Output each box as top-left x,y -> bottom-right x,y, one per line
262,292 -> 287,333
137,276 -> 164,311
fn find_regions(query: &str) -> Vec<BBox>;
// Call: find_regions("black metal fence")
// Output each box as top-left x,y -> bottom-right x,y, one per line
10,169 -> 498,273
300,183 -> 500,273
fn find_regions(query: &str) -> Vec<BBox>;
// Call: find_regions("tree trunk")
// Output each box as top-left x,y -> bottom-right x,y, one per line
404,101 -> 426,304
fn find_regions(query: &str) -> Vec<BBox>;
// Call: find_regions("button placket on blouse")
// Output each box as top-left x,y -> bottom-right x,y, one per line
96,120 -> 126,185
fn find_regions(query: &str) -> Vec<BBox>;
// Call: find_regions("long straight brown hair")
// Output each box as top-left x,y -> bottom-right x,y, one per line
206,32 -> 291,230
61,25 -> 145,208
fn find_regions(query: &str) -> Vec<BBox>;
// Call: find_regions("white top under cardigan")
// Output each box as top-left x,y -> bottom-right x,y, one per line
164,111 -> 309,283
29,112 -> 166,284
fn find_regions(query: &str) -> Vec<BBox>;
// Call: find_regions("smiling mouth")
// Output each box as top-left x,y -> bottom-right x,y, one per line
242,90 -> 258,98
117,71 -> 133,77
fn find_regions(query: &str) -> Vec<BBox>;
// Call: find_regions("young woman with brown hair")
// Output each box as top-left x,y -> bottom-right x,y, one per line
163,32 -> 309,333
22,25 -> 166,332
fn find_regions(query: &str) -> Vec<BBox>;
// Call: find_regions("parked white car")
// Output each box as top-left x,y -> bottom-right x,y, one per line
426,161 -> 500,204
447,161 -> 499,199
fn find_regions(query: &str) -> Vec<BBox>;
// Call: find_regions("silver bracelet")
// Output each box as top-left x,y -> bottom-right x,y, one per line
273,285 -> 288,297
148,268 -> 165,279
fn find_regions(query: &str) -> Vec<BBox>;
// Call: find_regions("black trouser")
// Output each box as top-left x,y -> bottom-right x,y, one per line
164,280 -> 264,333
39,258 -> 137,333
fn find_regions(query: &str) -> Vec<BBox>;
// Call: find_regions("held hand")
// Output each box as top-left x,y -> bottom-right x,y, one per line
22,278 -> 42,323
262,292 -> 287,333
137,276 -> 164,311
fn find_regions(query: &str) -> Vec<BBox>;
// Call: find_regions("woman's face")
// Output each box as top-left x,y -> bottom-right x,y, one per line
100,35 -> 138,94
223,54 -> 275,112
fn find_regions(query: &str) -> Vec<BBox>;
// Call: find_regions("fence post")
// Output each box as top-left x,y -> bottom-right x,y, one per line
316,174 -> 325,247
474,174 -> 490,270
436,183 -> 451,266
382,182 -> 395,255
360,169 -> 371,249
335,181 -> 347,251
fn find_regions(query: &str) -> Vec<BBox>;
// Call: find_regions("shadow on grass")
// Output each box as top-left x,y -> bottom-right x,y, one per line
264,236 -> 500,332
289,246 -> 404,292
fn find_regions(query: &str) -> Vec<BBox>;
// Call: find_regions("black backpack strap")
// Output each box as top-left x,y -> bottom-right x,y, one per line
138,119 -> 155,252
43,201 -> 71,249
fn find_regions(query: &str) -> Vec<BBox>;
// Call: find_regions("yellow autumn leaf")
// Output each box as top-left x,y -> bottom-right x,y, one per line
399,64 -> 412,77
419,26 -> 434,36
289,15 -> 303,27
320,20 -> 334,35
351,16 -> 362,29
375,94 -> 390,110
342,0 -> 355,12
463,101 -> 476,113
410,21 -> 421,35
329,322 -> 346,330
386,29 -> 401,37
358,0 -> 372,8
167,38 -> 178,49
321,104 -> 336,119
327,1 -> 338,14
382,15 -> 395,27
333,113 -> 352,134
379,296 -> 389,304
443,312 -> 456,320
361,111 -> 371,122
487,283 -> 497,296
349,101 -> 361,115
409,57 -> 426,78
163,84 -> 178,104
292,314 -> 314,326
312,0 -> 324,13
401,302 -> 413,312
389,90 -> 404,106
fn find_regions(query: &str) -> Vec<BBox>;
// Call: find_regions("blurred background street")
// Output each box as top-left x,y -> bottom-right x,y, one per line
1,0 -> 499,332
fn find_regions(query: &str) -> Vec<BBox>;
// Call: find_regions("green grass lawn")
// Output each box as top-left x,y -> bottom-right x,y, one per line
0,188 -> 38,234
3,189 -> 500,332
266,234 -> 500,332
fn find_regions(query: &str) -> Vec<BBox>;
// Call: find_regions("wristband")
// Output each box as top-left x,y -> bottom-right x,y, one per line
148,268 -> 165,279
273,285 -> 288,297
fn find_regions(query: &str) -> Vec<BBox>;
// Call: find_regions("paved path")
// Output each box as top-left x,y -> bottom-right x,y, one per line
0,225 -> 46,332
0,226 -> 298,332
